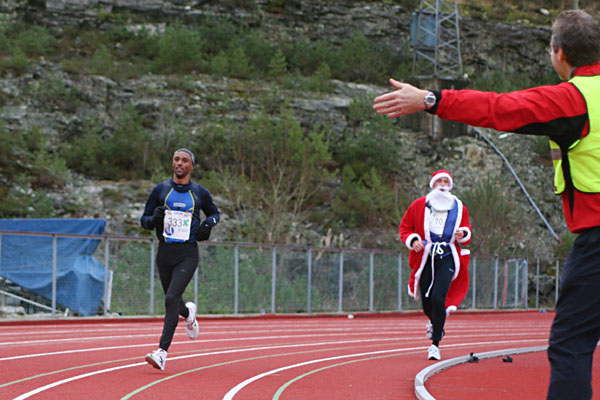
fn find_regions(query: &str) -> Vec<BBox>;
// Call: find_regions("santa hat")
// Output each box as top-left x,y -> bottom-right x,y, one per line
429,170 -> 453,189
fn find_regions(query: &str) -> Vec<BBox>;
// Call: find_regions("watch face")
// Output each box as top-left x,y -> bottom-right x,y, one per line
425,93 -> 436,106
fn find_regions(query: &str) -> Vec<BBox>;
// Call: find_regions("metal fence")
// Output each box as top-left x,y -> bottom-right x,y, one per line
0,230 -> 563,317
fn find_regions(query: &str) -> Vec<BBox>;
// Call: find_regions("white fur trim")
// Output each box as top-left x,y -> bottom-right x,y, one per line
405,233 -> 421,250
457,227 -> 471,243
408,284 -> 419,301
445,305 -> 457,317
429,172 -> 453,189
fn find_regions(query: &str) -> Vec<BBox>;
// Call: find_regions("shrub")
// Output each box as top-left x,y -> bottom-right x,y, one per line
1,47 -> 29,72
198,19 -> 238,56
63,109 -> 158,179
335,97 -> 402,182
227,45 -> 253,79
553,231 -> 576,259
16,25 -> 56,57
308,62 -> 334,93
210,51 -> 229,76
238,31 -> 273,75
0,18 -> 9,52
199,109 -> 333,243
268,49 -> 287,79
332,166 -> 403,229
334,31 -> 392,83
154,22 -> 204,73
0,176 -> 55,218
90,44 -> 113,77
460,175 -> 526,256
32,76 -> 83,113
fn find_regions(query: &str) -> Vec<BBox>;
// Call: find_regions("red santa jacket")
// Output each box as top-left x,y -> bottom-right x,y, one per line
399,194 -> 472,312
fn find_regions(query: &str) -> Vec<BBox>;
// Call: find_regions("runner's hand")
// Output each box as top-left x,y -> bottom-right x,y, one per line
196,221 -> 212,241
152,206 -> 165,226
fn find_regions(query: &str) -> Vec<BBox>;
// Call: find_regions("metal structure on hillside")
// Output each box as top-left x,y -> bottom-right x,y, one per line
410,0 -> 463,79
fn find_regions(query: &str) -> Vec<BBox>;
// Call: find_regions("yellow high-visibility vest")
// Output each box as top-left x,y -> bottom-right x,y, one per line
550,75 -> 600,194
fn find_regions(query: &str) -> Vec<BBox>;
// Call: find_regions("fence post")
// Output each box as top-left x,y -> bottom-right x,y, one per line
398,252 -> 403,311
150,240 -> 155,315
493,255 -> 498,309
471,255 -> 477,309
307,247 -> 312,313
338,250 -> 344,312
514,259 -> 519,308
234,245 -> 239,314
522,259 -> 528,308
535,258 -> 539,309
369,251 -> 374,312
271,246 -> 276,314
52,234 -> 57,316
103,237 -> 110,315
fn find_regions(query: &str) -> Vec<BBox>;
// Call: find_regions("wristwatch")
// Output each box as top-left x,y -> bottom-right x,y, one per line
424,91 -> 436,110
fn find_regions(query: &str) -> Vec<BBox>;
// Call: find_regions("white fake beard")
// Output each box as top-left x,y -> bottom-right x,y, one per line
428,186 -> 455,211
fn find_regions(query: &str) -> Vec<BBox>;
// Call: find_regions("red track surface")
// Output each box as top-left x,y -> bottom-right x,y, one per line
0,311 -> 596,399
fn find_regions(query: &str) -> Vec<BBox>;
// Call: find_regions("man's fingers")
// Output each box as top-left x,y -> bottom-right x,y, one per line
374,91 -> 400,104
389,78 -> 404,89
373,101 -> 398,112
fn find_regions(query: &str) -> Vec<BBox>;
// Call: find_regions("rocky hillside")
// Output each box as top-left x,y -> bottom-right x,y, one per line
0,0 -> 581,257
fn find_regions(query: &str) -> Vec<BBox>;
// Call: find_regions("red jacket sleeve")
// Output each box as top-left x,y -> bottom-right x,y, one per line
399,198 -> 424,248
436,83 -> 587,142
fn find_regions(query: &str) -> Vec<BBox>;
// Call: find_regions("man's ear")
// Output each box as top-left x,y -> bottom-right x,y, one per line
556,47 -> 567,62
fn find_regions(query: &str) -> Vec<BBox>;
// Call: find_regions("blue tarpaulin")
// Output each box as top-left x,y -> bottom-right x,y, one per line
0,219 -> 108,316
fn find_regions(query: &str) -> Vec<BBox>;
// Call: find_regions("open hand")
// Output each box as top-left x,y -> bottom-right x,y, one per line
373,79 -> 428,118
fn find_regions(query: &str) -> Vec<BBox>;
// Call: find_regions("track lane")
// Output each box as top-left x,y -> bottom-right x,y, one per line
0,312 -> 555,400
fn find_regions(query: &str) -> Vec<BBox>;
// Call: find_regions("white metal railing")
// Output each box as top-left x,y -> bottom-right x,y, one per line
0,230 -> 562,317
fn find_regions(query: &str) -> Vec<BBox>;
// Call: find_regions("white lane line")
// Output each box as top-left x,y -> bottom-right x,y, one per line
221,338 -> 548,400
10,337 -> 412,400
0,332 -> 405,361
0,331 -> 548,361
0,328 -> 411,346
0,334 -> 158,346
0,323 -> 550,347
0,325 -> 410,337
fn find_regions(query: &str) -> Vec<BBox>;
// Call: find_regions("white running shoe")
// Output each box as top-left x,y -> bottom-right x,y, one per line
428,344 -> 441,361
185,302 -> 199,339
426,321 -> 433,339
145,348 -> 167,370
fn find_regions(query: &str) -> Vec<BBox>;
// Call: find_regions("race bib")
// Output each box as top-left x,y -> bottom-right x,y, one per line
163,210 -> 192,241
430,209 -> 448,236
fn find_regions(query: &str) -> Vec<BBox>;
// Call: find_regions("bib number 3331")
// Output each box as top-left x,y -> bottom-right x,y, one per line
163,210 -> 192,241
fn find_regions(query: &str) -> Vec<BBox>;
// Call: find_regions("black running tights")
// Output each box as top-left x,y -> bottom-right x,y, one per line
155,241 -> 198,351
419,254 -> 455,343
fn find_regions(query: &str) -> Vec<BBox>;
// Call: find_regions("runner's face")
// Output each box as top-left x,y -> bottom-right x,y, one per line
433,177 -> 450,189
172,151 -> 193,179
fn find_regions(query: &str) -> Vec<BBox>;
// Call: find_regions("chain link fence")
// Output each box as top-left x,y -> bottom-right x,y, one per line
0,231 -> 562,316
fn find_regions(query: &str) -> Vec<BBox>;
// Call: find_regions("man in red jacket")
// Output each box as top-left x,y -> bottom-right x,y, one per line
374,9 -> 600,400
399,170 -> 471,361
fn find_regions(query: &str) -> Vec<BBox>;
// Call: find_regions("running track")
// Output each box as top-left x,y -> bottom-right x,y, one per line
0,311 -> 597,399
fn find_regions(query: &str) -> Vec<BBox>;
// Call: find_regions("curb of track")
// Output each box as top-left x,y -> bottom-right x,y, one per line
414,345 -> 548,400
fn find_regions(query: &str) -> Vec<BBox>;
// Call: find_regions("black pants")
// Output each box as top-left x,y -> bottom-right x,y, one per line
547,226 -> 600,400
419,253 -> 455,342
156,241 -> 198,351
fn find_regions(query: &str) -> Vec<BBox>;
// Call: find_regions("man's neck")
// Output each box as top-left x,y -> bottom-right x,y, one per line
173,175 -> 191,185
